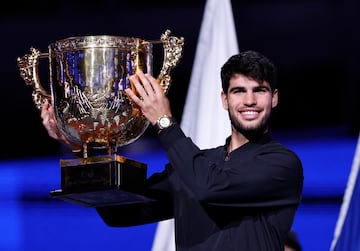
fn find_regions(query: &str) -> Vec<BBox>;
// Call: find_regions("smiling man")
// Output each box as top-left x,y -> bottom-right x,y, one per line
42,50 -> 304,251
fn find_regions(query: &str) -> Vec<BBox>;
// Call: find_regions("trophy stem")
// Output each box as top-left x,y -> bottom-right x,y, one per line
83,143 -> 88,159
108,142 -> 118,156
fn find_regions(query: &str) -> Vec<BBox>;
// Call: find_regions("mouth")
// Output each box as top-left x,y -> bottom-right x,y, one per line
240,109 -> 260,120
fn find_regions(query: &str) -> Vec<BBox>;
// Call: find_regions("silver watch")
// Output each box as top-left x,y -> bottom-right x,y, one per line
154,115 -> 175,132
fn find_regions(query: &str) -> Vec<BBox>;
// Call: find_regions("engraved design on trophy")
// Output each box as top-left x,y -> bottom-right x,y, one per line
17,30 -> 184,205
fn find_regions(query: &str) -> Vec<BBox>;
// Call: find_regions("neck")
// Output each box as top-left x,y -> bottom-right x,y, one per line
231,126 -> 268,144
229,132 -> 249,151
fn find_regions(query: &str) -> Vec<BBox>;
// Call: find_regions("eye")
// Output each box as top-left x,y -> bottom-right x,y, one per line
254,87 -> 270,93
231,87 -> 245,94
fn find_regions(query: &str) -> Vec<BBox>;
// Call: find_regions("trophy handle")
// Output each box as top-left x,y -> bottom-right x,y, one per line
157,30 -> 184,94
17,47 -> 51,110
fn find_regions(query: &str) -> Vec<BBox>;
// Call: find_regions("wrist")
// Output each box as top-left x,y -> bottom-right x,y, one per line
153,115 -> 176,134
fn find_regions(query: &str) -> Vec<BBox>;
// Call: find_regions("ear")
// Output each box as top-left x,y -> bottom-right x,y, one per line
272,89 -> 279,108
221,91 -> 228,110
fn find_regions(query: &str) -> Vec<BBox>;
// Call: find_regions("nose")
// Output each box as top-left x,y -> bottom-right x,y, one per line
243,92 -> 257,105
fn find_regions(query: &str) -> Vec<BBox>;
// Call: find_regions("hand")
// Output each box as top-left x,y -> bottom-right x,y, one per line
40,99 -> 79,148
125,70 -> 172,125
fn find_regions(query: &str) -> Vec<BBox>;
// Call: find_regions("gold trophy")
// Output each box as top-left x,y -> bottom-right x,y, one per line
17,30 -> 184,206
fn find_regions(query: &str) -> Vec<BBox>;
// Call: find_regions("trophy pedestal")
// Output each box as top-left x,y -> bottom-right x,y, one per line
50,154 -> 155,207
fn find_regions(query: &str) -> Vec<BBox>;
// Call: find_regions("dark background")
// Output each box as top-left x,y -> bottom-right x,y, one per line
2,0 -> 359,159
1,2 -> 359,250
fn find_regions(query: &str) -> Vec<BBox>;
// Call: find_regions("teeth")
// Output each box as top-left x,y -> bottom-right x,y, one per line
242,111 -> 257,115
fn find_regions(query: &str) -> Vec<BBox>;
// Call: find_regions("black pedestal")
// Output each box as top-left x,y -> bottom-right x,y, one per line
50,154 -> 154,207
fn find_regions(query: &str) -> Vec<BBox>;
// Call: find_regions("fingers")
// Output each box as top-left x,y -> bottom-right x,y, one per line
140,71 -> 162,94
127,70 -> 157,106
40,99 -> 50,120
126,70 -> 171,125
126,77 -> 143,107
40,99 -> 61,140
39,100 -> 80,149
130,70 -> 161,94
41,100 -> 54,125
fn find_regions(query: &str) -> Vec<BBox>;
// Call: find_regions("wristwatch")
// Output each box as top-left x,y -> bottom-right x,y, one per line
154,115 -> 176,133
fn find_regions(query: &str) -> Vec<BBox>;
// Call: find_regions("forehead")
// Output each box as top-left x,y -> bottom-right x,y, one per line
229,73 -> 270,88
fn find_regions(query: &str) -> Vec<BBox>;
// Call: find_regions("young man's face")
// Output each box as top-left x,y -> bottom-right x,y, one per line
221,73 -> 278,134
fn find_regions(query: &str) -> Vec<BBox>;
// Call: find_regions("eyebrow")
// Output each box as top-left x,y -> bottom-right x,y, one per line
254,85 -> 271,91
228,85 -> 271,93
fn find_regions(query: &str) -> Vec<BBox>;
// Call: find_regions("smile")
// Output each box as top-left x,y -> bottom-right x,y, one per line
240,110 -> 260,120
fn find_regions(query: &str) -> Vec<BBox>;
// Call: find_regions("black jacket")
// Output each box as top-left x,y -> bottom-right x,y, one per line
97,124 -> 304,251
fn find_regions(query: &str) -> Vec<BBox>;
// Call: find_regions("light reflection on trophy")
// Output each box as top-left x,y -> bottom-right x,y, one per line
17,30 -> 184,206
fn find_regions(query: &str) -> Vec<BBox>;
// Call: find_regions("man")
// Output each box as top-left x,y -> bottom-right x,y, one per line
42,50 -> 303,250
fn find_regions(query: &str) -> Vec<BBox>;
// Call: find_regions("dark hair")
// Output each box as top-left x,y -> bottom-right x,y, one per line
220,50 -> 277,93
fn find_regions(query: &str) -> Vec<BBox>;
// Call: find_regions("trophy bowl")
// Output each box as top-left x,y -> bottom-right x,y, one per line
17,30 -> 184,206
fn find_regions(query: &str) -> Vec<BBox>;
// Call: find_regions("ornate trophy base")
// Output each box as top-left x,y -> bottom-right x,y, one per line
50,155 -> 155,207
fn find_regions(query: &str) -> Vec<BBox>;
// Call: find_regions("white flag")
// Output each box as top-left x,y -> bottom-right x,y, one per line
330,131 -> 360,251
151,0 -> 239,250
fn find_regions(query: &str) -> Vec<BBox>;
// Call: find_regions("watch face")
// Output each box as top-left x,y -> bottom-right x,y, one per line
159,117 -> 171,128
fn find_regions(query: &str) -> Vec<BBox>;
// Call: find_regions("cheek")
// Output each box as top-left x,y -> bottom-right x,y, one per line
259,96 -> 276,108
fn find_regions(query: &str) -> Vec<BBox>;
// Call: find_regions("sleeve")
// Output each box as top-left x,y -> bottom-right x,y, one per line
96,165 -> 174,227
159,125 -> 303,208
96,200 -> 173,227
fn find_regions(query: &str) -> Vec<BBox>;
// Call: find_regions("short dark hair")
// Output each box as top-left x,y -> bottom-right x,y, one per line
220,50 -> 277,93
